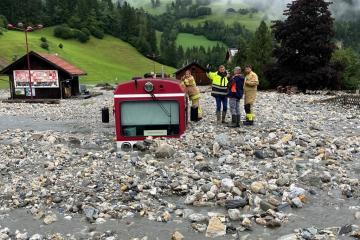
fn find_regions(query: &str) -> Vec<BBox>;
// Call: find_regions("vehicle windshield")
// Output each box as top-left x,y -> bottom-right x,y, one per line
120,101 -> 180,137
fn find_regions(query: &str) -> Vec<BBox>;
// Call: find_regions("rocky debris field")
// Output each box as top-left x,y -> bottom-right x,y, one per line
0,88 -> 359,240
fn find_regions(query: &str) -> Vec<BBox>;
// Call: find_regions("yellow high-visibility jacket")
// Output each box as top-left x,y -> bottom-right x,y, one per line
207,71 -> 228,97
244,71 -> 259,105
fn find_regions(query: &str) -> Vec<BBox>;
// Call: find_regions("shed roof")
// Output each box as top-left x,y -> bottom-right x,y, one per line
175,62 -> 207,74
0,51 -> 86,76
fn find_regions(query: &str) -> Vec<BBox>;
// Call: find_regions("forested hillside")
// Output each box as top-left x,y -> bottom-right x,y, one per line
0,0 -> 359,90
0,27 -> 175,89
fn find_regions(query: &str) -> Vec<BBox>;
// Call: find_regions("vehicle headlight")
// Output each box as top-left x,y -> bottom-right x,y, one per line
144,82 -> 154,93
121,142 -> 132,152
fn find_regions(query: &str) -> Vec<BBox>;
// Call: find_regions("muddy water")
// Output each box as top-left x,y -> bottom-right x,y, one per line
0,188 -> 358,239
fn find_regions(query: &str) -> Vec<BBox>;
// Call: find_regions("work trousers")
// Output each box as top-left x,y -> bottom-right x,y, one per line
214,95 -> 228,112
229,98 -> 240,116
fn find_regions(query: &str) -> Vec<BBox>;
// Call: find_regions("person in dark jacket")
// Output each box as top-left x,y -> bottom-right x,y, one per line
227,66 -> 244,127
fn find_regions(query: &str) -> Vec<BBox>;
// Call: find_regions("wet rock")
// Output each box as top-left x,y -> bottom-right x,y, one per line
241,217 -> 252,229
155,144 -> 175,158
15,231 -> 28,240
288,185 -> 306,199
228,209 -> 241,221
68,137 -> 81,146
188,213 -> 207,223
183,209 -> 194,219
255,217 -> 267,226
31,134 -> 43,141
84,206 -> 99,222
250,181 -> 265,194
30,234 -> 43,240
291,197 -> 304,208
47,136 -> 57,144
225,199 -> 248,209
339,224 -> 352,235
351,230 -> 360,239
267,196 -> 281,206
194,163 -> 212,172
171,231 -> 184,240
162,211 -> 172,222
133,142 -> 147,151
43,213 -> 57,225
221,178 -> 234,192
276,176 -> 291,187
260,200 -> 275,211
206,217 -> 226,238
215,133 -> 230,147
266,219 -> 281,228
191,223 -> 207,233
254,150 -> 265,159
184,195 -> 197,205
213,142 -> 220,155
95,218 -> 106,224
0,233 -> 8,240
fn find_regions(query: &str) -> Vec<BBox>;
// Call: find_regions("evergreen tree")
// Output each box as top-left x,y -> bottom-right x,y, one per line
177,45 -> 184,67
270,0 -> 336,91
247,21 -> 273,89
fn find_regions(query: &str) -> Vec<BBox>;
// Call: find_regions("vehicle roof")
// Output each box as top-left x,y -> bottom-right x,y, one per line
114,78 -> 184,95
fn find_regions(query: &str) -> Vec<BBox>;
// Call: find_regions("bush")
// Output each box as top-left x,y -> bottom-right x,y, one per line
58,43 -> 63,49
67,16 -> 82,29
90,26 -> 104,39
40,37 -> 47,42
0,15 -> 7,28
74,30 -> 90,43
226,8 -> 236,13
40,42 -> 49,50
80,27 -> 91,37
54,25 -> 74,39
331,48 -> 360,90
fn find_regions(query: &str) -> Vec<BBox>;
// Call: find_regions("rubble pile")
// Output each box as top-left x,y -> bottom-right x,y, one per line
0,89 -> 359,239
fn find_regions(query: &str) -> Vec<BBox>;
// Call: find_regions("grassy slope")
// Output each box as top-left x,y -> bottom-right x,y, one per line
180,13 -> 263,32
130,0 -> 169,15
131,0 -> 263,31
156,31 -> 226,49
177,33 -> 226,49
0,27 -> 175,88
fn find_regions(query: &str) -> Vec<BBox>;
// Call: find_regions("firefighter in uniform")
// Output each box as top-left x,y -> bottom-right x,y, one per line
243,65 -> 259,125
181,70 -> 202,119
206,64 -> 229,124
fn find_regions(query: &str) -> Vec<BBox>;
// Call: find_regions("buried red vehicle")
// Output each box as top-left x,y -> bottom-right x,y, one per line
114,78 -> 187,151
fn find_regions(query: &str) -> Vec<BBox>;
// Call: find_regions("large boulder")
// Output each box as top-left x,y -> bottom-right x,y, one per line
155,144 -> 175,158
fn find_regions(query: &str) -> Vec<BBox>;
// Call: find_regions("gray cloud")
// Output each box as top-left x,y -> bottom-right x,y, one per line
222,0 -> 360,20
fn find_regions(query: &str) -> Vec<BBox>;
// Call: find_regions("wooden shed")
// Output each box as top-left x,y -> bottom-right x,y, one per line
175,62 -> 210,86
0,51 -> 86,99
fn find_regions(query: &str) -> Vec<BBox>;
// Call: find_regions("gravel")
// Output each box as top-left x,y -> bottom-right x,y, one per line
0,88 -> 359,239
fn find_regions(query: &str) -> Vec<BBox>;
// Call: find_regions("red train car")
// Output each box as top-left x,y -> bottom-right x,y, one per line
114,78 -> 187,151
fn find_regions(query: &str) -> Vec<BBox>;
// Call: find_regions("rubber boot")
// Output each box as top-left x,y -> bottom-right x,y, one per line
235,115 -> 240,127
243,113 -> 254,126
228,115 -> 237,128
221,111 -> 227,124
216,111 -> 221,124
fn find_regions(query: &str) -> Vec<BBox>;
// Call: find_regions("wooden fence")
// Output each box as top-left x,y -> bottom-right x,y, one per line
315,94 -> 360,107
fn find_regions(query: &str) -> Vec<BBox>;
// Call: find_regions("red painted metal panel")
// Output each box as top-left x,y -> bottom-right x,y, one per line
114,79 -> 187,144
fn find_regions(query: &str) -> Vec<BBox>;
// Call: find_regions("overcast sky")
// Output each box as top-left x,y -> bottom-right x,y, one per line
223,0 -> 360,19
